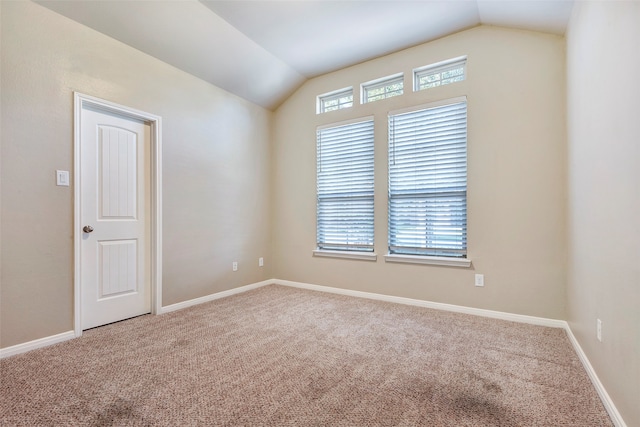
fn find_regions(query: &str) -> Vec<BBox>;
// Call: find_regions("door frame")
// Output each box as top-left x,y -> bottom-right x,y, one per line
73,92 -> 162,337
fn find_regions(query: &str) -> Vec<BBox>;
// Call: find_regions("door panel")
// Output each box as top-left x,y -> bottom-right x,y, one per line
81,107 -> 150,330
99,126 -> 138,219
98,240 -> 138,299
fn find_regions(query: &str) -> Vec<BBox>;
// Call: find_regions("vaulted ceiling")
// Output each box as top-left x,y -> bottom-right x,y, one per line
37,0 -> 574,110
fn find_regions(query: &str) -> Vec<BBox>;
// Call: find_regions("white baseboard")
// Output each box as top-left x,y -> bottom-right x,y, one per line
274,279 -> 566,328
0,330 -> 75,359
159,279 -> 275,314
564,326 -> 627,427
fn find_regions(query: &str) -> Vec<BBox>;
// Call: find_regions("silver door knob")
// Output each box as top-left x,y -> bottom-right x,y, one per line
83,225 -> 94,233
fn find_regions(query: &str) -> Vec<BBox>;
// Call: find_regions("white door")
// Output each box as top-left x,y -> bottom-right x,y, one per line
80,106 -> 151,330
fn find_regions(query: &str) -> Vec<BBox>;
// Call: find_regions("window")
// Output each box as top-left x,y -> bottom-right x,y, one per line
362,74 -> 404,103
388,98 -> 467,258
317,87 -> 353,114
414,57 -> 466,91
317,118 -> 375,252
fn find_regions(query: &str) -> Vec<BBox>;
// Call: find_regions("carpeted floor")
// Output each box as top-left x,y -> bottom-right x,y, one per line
1,285 -> 612,426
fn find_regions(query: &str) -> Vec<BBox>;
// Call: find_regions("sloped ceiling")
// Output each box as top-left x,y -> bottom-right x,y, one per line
36,0 -> 574,110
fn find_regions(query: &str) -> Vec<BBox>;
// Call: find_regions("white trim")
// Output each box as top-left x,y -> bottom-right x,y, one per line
413,55 -> 467,76
0,331 -> 75,359
151,113 -> 163,317
384,253 -> 471,268
388,95 -> 468,117
159,280 -> 275,314
73,92 -> 163,337
564,326 -> 627,427
361,72 -> 404,89
313,249 -> 377,261
274,279 -> 565,328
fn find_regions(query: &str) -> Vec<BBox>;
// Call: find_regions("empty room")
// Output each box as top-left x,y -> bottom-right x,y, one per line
1,0 -> 638,425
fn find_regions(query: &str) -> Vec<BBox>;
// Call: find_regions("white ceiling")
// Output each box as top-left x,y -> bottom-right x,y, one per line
37,0 -> 574,110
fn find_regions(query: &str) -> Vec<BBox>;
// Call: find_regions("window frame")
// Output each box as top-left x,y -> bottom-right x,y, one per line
386,96 -> 470,267
315,116 -> 377,260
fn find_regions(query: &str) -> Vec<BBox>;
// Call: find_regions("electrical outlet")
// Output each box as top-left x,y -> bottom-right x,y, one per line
259,257 -> 264,267
597,319 -> 602,342
475,274 -> 484,287
232,262 -> 238,272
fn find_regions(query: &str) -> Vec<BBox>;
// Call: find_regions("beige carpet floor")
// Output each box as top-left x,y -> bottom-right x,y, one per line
1,285 -> 612,426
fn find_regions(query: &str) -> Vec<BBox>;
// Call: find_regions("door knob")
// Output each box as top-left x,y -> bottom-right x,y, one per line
83,225 -> 94,233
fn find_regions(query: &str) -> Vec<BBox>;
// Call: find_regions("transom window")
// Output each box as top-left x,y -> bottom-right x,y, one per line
362,74 -> 404,104
414,57 -> 466,91
317,87 -> 354,114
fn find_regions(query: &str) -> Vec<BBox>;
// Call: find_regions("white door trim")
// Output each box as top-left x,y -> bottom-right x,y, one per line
73,92 -> 162,337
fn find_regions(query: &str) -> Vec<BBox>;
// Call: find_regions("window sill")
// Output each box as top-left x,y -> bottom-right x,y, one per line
313,250 -> 378,262
384,254 -> 471,268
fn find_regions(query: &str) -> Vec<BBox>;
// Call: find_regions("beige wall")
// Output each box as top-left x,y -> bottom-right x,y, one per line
566,2 -> 640,425
272,26 -> 567,319
0,1 -> 272,348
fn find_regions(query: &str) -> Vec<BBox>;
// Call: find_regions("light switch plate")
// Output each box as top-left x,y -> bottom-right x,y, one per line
56,170 -> 70,186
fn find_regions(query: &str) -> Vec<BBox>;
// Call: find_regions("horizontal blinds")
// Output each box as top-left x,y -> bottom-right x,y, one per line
388,101 -> 467,257
317,119 -> 375,251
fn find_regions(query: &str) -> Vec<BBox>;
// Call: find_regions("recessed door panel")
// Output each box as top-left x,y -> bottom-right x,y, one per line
99,240 -> 138,299
99,126 -> 137,219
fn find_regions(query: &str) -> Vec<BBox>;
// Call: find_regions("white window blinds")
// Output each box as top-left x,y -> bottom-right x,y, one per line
388,99 -> 467,257
317,119 -> 375,252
